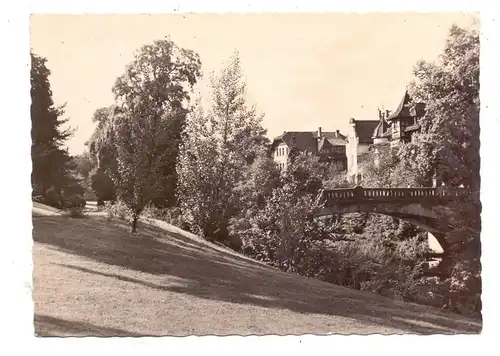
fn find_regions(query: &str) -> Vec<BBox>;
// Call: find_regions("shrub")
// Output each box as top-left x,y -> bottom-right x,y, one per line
142,204 -> 186,227
62,194 -> 86,209
104,200 -> 131,221
44,186 -> 63,208
65,206 -> 86,218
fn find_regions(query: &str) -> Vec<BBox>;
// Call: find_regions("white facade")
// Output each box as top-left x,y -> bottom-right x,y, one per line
273,142 -> 290,170
346,119 -> 371,182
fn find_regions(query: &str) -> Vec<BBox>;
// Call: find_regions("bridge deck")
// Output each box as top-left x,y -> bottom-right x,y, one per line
322,187 -> 469,205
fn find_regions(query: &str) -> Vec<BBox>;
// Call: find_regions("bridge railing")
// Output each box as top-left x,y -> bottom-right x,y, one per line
322,186 -> 469,204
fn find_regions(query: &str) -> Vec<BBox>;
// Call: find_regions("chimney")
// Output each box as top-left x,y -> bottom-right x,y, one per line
317,127 -> 322,138
336,129 -> 340,136
386,109 -> 390,118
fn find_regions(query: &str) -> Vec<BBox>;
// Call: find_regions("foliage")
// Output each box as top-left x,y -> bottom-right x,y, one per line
109,105 -> 175,232
65,206 -> 86,219
90,168 -> 116,203
72,152 -> 97,200
353,24 -> 481,315
408,24 -> 480,190
408,24 -> 481,316
87,106 -> 118,203
87,38 -> 202,232
112,38 -> 202,208
177,53 -> 268,246
104,200 -> 131,221
31,51 -> 86,208
72,151 -> 94,181
229,152 -> 345,272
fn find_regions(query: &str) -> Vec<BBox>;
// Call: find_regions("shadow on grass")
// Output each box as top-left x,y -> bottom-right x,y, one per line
33,216 -> 482,335
35,314 -> 143,337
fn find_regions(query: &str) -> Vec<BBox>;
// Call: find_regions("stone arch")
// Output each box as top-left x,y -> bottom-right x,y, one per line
315,186 -> 469,252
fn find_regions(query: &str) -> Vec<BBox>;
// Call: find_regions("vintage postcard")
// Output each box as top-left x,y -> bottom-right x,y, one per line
29,12 -> 482,337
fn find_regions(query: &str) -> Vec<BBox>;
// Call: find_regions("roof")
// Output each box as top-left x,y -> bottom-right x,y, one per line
387,90 -> 412,121
318,131 -> 348,144
372,117 -> 390,139
379,130 -> 392,138
404,123 -> 421,132
352,120 -> 379,144
271,130 -> 347,153
317,136 -> 347,151
272,131 -> 318,153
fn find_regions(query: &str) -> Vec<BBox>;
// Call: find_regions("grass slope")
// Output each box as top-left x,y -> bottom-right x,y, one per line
32,215 -> 482,336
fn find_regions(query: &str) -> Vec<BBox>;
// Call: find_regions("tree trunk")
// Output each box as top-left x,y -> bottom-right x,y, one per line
131,214 -> 138,234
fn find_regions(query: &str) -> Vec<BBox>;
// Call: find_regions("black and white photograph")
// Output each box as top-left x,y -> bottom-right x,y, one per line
28,12 -> 482,336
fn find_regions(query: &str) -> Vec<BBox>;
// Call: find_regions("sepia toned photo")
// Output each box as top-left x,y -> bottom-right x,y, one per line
30,13 -> 481,336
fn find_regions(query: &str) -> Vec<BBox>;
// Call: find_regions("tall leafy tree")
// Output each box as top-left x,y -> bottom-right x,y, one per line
31,51 -> 75,205
359,24 -> 481,314
99,38 -> 202,232
87,106 -> 118,203
408,24 -> 480,190
109,106 -> 172,232
177,53 -> 268,244
112,38 -> 202,207
71,151 -> 96,199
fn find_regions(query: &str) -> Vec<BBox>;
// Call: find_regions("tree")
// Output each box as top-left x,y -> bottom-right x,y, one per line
73,151 -> 94,182
90,169 -> 116,203
177,53 -> 268,245
87,106 -> 118,203
112,38 -> 202,208
31,51 -> 76,206
71,151 -> 96,199
109,106 -> 173,233
408,24 -> 479,190
357,24 -> 481,314
229,151 -> 349,272
86,38 -> 202,231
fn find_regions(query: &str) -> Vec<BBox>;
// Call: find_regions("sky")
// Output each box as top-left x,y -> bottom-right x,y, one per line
30,13 -> 477,155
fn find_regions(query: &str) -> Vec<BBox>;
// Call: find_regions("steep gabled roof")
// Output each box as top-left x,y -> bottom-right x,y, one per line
387,90 -> 412,121
317,137 -> 332,151
372,118 -> 390,139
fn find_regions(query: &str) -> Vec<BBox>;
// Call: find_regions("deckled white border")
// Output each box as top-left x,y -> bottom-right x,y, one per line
1,0 -> 498,355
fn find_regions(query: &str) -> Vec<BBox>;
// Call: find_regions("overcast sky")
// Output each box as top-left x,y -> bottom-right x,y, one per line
30,13 -> 477,155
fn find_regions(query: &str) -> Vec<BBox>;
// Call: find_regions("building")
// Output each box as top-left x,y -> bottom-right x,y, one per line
346,90 -> 426,181
271,127 -> 347,171
346,118 -> 379,180
371,90 -> 426,147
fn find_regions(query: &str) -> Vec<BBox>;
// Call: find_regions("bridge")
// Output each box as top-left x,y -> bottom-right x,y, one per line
316,186 -> 471,251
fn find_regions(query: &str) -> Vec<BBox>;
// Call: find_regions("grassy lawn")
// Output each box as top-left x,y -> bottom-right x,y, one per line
32,215 -> 482,336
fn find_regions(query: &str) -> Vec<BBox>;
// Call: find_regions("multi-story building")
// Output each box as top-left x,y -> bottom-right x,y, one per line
346,118 -> 380,181
371,90 -> 426,147
271,127 -> 348,171
346,90 -> 426,181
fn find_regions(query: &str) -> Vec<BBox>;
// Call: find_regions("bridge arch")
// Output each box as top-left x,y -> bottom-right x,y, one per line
315,186 -> 469,251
